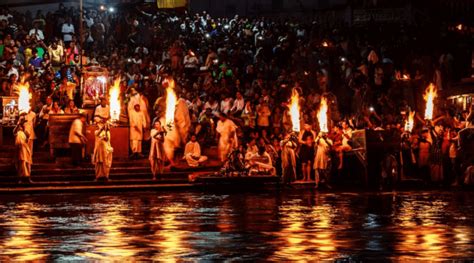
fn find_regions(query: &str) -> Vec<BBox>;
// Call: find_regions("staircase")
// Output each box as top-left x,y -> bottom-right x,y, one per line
0,145 -> 221,193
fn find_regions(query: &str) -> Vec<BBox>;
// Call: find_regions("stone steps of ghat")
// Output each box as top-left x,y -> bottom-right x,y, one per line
0,182 -> 193,193
0,178 -> 190,187
0,171 -> 199,183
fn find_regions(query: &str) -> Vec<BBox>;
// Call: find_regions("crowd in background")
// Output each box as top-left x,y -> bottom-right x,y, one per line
1,4 -> 474,186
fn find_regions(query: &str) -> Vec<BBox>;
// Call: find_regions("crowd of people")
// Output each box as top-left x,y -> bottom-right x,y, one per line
1,4 -> 473,186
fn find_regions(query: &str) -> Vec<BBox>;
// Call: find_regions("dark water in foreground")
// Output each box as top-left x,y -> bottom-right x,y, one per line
0,190 -> 473,261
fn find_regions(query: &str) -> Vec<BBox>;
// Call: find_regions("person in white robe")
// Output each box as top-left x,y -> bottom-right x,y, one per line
128,89 -> 150,140
248,146 -> 275,175
280,132 -> 298,183
216,113 -> 238,162
129,104 -> 147,158
14,119 -> 33,183
184,134 -> 207,167
92,123 -> 113,181
314,132 -> 333,188
149,120 -> 166,179
94,97 -> 110,123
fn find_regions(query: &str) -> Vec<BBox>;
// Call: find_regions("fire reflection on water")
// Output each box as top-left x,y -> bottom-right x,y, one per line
151,203 -> 191,261
0,192 -> 473,261
0,203 -> 47,261
78,201 -> 137,260
270,199 -> 337,261
393,196 -> 470,261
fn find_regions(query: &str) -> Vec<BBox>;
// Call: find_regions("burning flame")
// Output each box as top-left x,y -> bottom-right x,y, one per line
17,80 -> 31,114
322,41 -> 329,47
423,83 -> 437,120
164,78 -> 177,128
289,89 -> 301,132
317,97 -> 329,133
109,77 -> 121,122
404,111 -> 415,132
402,74 -> 410,80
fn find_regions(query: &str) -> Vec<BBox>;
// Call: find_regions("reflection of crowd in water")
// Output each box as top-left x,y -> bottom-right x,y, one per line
2,4 -> 474,185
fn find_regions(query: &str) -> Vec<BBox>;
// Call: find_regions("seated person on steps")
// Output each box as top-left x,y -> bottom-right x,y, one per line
184,134 -> 208,167
247,145 -> 275,176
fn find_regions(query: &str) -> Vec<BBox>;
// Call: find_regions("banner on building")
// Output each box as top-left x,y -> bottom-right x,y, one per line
157,0 -> 187,9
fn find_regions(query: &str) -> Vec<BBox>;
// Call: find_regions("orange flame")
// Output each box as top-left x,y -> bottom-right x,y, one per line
402,74 -> 410,80
423,83 -> 437,120
317,97 -> 329,133
109,77 -> 121,122
289,89 -> 301,132
404,111 -> 415,132
164,78 -> 177,127
17,79 -> 31,114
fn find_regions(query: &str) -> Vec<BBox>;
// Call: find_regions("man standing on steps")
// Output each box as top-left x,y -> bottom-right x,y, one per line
149,120 -> 166,180
129,104 -> 147,159
68,114 -> 87,166
14,118 -> 33,184
92,122 -> 113,181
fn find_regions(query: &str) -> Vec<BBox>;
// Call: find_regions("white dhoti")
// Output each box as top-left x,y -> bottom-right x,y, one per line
16,160 -> 31,178
218,139 -> 234,162
28,139 -> 34,154
185,154 -> 208,167
130,140 -> 142,154
150,158 -> 164,176
95,162 -> 110,178
15,130 -> 33,178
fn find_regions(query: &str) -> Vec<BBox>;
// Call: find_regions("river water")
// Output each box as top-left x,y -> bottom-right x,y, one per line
0,190 -> 473,261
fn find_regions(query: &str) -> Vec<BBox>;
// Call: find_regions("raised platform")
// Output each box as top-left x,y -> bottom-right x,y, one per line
0,143 -> 222,193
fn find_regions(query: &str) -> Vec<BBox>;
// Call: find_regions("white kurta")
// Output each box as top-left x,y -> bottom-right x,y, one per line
128,94 -> 150,139
94,105 -> 110,123
92,130 -> 113,179
184,141 -> 207,167
216,119 -> 238,162
129,110 -> 146,153
15,130 -> 32,178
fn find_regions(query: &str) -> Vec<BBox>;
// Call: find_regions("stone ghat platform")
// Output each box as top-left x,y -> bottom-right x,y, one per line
1,145 -> 471,194
0,145 -> 225,193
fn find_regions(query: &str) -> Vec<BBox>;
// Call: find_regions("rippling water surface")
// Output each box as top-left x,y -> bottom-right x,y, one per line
0,190 -> 473,261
